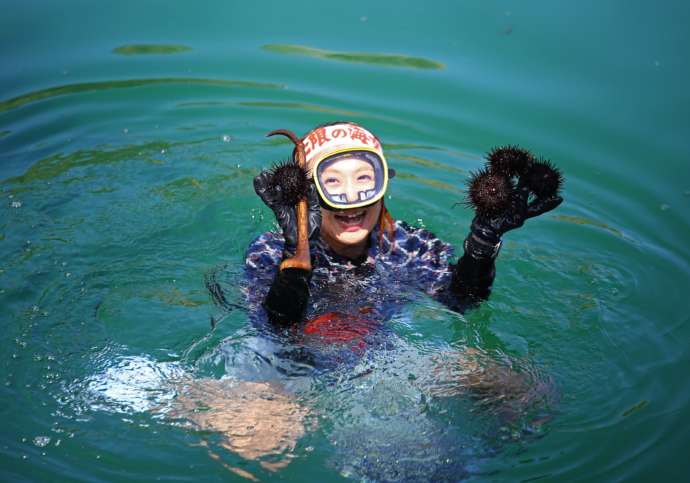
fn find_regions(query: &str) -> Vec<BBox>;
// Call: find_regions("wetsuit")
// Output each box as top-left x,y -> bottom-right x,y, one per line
244,220 -> 497,327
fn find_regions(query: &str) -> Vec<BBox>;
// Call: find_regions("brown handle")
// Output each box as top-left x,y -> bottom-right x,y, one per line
279,198 -> 311,271
267,129 -> 312,272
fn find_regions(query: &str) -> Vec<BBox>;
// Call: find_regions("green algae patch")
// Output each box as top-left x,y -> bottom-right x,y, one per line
113,44 -> 192,55
5,140 -> 172,185
262,44 -> 444,70
0,78 -> 283,113
552,214 -> 626,239
622,400 -> 648,418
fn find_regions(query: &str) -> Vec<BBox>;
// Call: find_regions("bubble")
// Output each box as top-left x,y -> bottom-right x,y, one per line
33,436 -> 51,447
222,134 -> 232,143
123,128 -> 129,134
10,201 -> 22,208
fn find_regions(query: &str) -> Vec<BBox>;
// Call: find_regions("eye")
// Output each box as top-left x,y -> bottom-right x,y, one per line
324,177 -> 340,185
357,174 -> 373,182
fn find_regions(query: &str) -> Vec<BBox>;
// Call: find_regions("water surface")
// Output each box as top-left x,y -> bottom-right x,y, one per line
1,0 -> 689,481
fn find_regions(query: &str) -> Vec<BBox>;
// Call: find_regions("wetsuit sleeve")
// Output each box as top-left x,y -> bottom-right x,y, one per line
397,223 -> 496,313
243,232 -> 311,327
264,268 -> 311,325
448,234 -> 498,309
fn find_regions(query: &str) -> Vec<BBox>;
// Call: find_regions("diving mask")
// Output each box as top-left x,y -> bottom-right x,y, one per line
303,123 -> 389,210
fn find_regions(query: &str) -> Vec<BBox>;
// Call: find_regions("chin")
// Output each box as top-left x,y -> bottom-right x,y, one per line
321,202 -> 382,251
333,228 -> 370,246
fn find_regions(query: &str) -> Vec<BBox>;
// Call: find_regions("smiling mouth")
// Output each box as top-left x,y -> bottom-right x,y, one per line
334,210 -> 366,226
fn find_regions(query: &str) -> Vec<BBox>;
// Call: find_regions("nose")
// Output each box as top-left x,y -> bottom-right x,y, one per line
344,180 -> 359,203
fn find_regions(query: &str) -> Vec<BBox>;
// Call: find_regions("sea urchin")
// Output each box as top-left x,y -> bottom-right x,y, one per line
487,145 -> 534,178
270,160 -> 310,206
524,159 -> 564,198
465,167 -> 513,217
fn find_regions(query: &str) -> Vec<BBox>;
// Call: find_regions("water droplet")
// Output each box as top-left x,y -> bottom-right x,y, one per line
65,273 -> 72,278
123,128 -> 129,134
10,200 -> 22,208
33,436 -> 51,447
22,454 -> 28,460
160,149 -> 166,154
660,203 -> 670,211
222,134 -> 232,143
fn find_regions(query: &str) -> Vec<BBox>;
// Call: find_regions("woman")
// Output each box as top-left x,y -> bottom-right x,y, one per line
248,121 -> 562,328
185,121 -> 562,477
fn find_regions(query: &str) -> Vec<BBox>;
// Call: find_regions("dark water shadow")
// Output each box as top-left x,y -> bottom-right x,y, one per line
113,44 -> 192,55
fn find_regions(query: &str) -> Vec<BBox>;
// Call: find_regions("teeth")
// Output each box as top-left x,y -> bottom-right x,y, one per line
336,211 -> 365,221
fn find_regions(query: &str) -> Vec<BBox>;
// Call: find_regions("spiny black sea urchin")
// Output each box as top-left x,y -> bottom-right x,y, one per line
524,159 -> 563,198
487,145 -> 534,178
270,160 -> 310,206
466,167 -> 513,217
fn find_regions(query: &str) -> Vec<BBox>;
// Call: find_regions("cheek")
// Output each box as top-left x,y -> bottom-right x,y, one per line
321,211 -> 338,234
364,204 -> 381,229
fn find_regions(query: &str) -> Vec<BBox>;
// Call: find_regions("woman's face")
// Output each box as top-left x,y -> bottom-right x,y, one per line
316,157 -> 382,254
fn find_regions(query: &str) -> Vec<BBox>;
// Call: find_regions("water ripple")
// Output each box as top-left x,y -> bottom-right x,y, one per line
0,78 -> 284,113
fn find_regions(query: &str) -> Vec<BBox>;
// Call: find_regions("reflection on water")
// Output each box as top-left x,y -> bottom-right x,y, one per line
2,1 -> 689,480
262,44 -> 444,70
0,78 -> 283,113
74,319 -> 553,480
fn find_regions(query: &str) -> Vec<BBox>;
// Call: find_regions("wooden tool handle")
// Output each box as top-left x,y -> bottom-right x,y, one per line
279,198 -> 311,271
267,129 -> 312,272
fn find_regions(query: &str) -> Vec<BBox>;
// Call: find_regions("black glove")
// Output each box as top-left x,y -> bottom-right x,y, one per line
253,170 -> 322,252
465,184 -> 563,259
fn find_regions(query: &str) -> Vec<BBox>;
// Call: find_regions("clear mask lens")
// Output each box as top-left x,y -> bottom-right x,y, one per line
315,151 -> 387,209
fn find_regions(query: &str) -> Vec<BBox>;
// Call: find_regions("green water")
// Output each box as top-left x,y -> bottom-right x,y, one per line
1,0 -> 689,481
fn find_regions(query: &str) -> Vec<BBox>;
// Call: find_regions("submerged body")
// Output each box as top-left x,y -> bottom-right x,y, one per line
203,122 -> 562,478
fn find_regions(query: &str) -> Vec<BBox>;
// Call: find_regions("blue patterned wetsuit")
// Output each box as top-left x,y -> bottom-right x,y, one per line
243,220 -> 495,331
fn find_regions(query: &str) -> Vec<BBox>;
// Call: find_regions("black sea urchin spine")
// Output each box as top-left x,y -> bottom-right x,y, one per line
465,167 -> 513,217
524,158 -> 564,198
270,160 -> 310,206
487,145 -> 535,179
